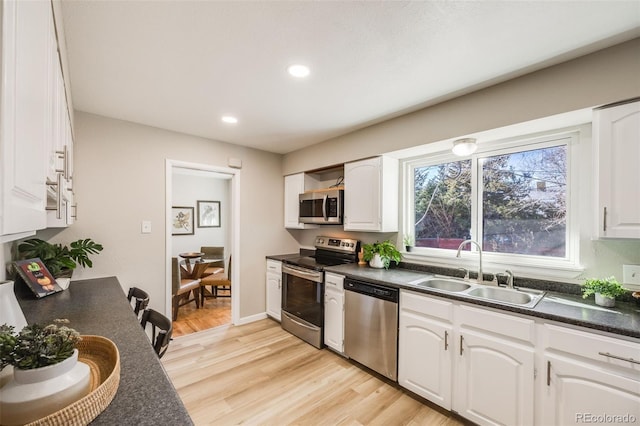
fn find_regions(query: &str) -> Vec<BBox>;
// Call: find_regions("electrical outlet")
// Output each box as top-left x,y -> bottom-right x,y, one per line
622,264 -> 640,285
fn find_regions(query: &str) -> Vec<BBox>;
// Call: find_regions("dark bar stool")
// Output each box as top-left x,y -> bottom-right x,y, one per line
140,308 -> 173,358
127,287 -> 150,317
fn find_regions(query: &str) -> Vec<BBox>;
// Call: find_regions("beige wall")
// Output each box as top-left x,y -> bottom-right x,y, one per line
283,38 -> 640,174
35,112 -> 299,319
282,38 -> 640,284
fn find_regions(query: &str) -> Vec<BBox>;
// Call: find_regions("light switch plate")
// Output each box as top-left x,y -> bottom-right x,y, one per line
141,220 -> 152,234
622,264 -> 640,285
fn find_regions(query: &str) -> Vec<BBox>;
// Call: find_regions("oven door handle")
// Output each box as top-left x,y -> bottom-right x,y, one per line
283,264 -> 323,282
282,311 -> 318,331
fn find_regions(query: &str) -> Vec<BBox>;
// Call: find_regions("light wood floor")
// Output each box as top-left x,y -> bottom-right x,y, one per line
162,318 -> 466,426
173,294 -> 231,337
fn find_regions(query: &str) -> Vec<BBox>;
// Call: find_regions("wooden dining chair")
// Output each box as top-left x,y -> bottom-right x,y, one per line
200,255 -> 232,306
140,308 -> 172,358
200,246 -> 225,275
127,286 -> 150,318
171,257 -> 201,321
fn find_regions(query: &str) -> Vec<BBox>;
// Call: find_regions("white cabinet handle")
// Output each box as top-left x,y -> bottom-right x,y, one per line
444,330 -> 449,351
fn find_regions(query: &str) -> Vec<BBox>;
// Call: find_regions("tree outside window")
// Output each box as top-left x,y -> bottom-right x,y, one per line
412,143 -> 567,258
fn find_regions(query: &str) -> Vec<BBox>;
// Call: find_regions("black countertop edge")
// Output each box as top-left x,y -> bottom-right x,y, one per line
323,263 -> 640,340
14,276 -> 194,426
266,249 -> 315,262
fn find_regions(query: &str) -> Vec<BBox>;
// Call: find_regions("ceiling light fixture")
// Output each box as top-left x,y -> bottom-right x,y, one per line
452,138 -> 478,156
221,115 -> 238,124
287,64 -> 310,78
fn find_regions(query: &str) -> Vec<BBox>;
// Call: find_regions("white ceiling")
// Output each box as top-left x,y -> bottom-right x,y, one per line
60,1 -> 640,154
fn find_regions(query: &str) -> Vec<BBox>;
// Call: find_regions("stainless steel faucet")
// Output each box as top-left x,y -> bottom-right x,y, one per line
456,239 -> 483,284
495,270 -> 515,288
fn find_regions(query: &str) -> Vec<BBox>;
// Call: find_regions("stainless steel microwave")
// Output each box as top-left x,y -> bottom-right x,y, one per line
299,188 -> 343,224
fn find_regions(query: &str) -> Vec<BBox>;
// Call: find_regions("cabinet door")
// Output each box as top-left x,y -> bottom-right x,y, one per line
594,101 -> 640,238
324,273 -> 344,353
541,354 -> 640,426
455,329 -> 535,426
266,271 -> 281,320
1,0 -> 52,237
324,285 -> 344,353
398,308 -> 453,409
266,260 -> 282,320
344,157 -> 382,231
344,156 -> 398,232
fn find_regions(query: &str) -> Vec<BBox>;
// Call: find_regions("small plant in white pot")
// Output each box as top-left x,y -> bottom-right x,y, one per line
362,240 -> 402,270
0,320 -> 91,425
581,276 -> 627,307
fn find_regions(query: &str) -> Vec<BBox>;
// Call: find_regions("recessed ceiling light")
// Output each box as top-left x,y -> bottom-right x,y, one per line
221,115 -> 238,124
287,64 -> 310,78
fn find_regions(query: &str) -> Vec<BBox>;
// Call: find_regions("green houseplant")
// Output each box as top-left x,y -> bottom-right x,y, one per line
17,238 -> 103,278
0,321 -> 90,425
362,240 -> 402,269
0,321 -> 81,371
581,276 -> 627,307
403,234 -> 414,252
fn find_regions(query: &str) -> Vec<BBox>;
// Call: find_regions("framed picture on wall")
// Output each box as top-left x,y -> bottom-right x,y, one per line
172,206 -> 194,235
197,200 -> 221,228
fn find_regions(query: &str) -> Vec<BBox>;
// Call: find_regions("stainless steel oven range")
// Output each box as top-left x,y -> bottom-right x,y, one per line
281,236 -> 359,349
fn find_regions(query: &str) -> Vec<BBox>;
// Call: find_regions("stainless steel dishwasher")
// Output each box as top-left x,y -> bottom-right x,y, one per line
344,278 -> 399,381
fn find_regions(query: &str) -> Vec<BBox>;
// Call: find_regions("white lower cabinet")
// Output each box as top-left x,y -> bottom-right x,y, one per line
265,260 -> 282,321
324,272 -> 345,353
398,291 -> 535,426
539,323 -> 640,426
398,290 -> 453,410
455,304 -> 535,426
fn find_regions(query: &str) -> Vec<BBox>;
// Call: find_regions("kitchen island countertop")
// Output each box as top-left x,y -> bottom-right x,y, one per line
14,276 -> 193,426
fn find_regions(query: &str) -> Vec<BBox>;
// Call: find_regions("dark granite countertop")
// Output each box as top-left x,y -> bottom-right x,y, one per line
266,253 -> 302,262
324,263 -> 640,339
14,276 -> 193,426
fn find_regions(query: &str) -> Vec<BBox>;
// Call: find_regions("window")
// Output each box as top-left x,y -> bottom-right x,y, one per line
407,133 -> 574,268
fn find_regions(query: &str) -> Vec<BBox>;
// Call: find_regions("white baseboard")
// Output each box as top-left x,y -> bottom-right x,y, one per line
235,312 -> 268,326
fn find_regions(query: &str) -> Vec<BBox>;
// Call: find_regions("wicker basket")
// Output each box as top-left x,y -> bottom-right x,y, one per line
25,335 -> 120,426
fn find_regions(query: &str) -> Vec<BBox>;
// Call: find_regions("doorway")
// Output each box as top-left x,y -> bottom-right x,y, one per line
165,160 -> 240,335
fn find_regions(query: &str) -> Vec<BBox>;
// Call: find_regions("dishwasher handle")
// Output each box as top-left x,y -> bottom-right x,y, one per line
344,279 -> 398,303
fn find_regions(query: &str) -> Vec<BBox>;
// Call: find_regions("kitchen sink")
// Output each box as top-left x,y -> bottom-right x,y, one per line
419,278 -> 472,292
408,276 -> 471,292
465,286 -> 545,309
407,275 -> 546,308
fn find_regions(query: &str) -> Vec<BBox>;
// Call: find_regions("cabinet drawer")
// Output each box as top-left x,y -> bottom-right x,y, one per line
400,290 -> 453,322
457,304 -> 535,344
542,323 -> 640,367
325,272 -> 344,292
266,260 -> 282,274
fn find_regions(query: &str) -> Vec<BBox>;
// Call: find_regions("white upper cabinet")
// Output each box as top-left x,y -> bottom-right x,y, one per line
593,100 -> 640,239
284,173 -> 317,229
1,0 -> 52,239
1,0 -> 74,238
344,156 -> 398,232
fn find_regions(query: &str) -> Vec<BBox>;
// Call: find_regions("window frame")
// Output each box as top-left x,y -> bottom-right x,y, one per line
402,130 -> 582,278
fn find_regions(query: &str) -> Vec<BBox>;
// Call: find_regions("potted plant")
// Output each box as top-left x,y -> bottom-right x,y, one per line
0,320 -> 91,424
581,276 -> 627,307
403,234 -> 414,252
362,240 -> 402,269
16,238 -> 103,278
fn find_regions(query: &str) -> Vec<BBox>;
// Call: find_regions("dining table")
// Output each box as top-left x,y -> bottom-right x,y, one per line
177,252 -> 204,276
